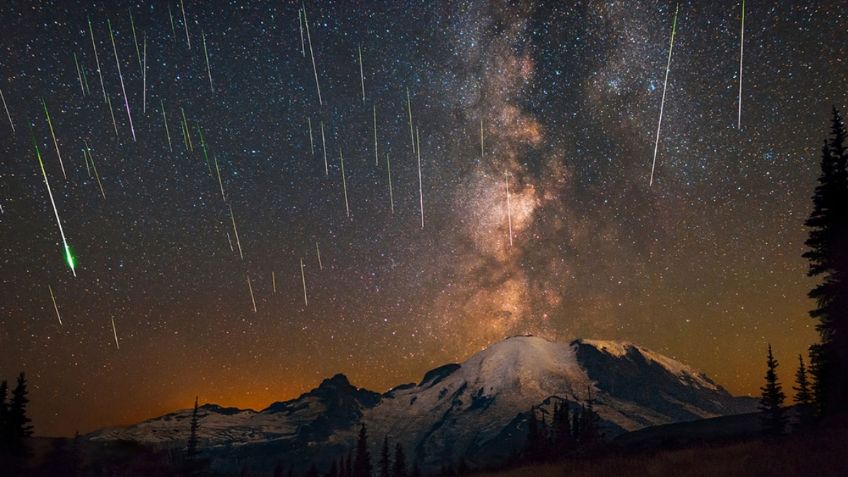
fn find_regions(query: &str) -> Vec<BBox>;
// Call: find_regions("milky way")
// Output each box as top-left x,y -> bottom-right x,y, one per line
0,0 -> 845,435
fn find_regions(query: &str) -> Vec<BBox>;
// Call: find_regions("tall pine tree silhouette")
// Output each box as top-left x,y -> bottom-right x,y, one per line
392,443 -> 407,477
759,345 -> 787,436
794,354 -> 814,427
352,423 -> 372,477
379,435 -> 390,477
186,396 -> 200,458
0,379 -> 8,453
7,372 -> 33,454
804,107 -> 848,416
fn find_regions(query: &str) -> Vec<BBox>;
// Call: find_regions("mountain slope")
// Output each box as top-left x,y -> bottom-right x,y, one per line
88,336 -> 756,473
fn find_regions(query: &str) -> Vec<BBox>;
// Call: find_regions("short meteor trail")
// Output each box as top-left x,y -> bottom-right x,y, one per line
480,118 -> 484,160
358,44 -> 365,102
373,104 -> 378,165
181,107 -> 193,151
649,3 -> 679,187
308,118 -> 315,156
0,88 -> 14,133
302,5 -> 322,106
142,33 -> 147,114
48,285 -> 63,325
202,31 -> 214,92
161,99 -> 172,151
73,53 -> 86,96
416,127 -> 424,229
106,95 -> 119,138
300,258 -> 308,306
42,100 -> 67,179
737,0 -> 745,129
407,88 -> 415,153
320,121 -> 328,175
214,155 -> 226,202
246,274 -> 257,312
111,316 -> 120,349
84,141 -> 106,199
316,242 -> 323,270
386,152 -> 394,214
129,9 -> 142,69
81,148 -> 91,177
33,135 -> 76,276
80,63 -> 91,95
88,17 -> 107,103
298,8 -> 305,57
228,205 -> 244,260
272,271 -> 277,293
505,171 -> 513,247
180,0 -> 191,48
107,19 -> 136,142
340,149 -> 350,218
168,5 -> 176,40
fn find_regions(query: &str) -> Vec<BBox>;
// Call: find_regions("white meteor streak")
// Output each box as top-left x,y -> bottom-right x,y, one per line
48,285 -> 62,325
298,8 -> 305,57
142,33 -> 147,114
386,153 -> 394,214
161,99 -> 172,151
202,31 -> 214,92
111,316 -> 120,349
246,274 -> 257,312
0,88 -> 13,133
88,17 -> 107,104
302,4 -> 322,106
340,149 -> 350,218
407,88 -> 414,154
320,121 -> 328,175
358,44 -> 365,102
272,271 -> 277,293
505,172 -> 513,247
180,0 -> 191,49
316,242 -> 323,270
416,127 -> 424,229
373,104 -> 378,165
228,205 -> 244,260
73,53 -> 85,96
300,258 -> 308,306
737,0 -> 745,129
649,3 -> 678,187
42,100 -> 66,180
480,118 -> 484,160
107,20 -> 136,142
308,118 -> 314,155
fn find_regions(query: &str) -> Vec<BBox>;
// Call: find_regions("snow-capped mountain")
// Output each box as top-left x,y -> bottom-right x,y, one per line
88,336 -> 756,473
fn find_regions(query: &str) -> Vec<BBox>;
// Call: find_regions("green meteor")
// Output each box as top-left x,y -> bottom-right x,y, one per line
33,134 -> 76,276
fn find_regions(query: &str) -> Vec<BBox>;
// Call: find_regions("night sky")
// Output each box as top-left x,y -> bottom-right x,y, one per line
1,0 -> 845,437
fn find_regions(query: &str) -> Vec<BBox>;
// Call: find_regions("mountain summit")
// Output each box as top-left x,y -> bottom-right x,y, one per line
89,336 -> 755,473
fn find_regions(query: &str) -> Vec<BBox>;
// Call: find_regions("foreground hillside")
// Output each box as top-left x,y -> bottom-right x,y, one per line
468,419 -> 848,477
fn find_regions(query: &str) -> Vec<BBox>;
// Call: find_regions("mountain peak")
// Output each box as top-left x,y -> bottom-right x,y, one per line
319,373 -> 352,389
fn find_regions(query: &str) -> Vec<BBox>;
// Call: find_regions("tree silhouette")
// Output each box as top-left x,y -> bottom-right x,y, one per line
759,345 -> 787,436
804,107 -> 848,416
392,443 -> 407,477
379,435 -> 390,477
186,396 -> 200,458
794,354 -> 815,427
0,379 -> 8,453
7,372 -> 33,454
352,423 -> 372,477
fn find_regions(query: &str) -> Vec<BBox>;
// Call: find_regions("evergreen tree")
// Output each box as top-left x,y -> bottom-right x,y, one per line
524,406 -> 542,461
352,424 -> 372,477
392,443 -> 407,477
570,406 -> 580,442
759,345 -> 787,436
804,107 -> 848,416
380,435 -> 390,477
0,379 -> 8,452
186,396 -> 200,459
794,354 -> 813,406
551,400 -> 574,451
7,372 -> 33,454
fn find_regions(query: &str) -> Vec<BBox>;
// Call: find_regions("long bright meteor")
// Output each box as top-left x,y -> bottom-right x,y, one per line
107,19 -> 136,142
737,0 -> 745,129
48,285 -> 63,325
42,100 -> 67,180
649,3 -> 679,187
1,88 -> 14,133
88,16 -> 107,104
302,4 -> 322,106
33,135 -> 75,276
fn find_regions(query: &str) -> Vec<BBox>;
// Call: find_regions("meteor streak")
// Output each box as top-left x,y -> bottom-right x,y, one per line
308,118 -> 314,156
129,9 -> 142,69
228,205 -> 244,260
107,19 -> 136,142
386,153 -> 394,214
407,88 -> 414,153
373,104 -> 378,165
480,118 -> 484,160
214,155 -> 226,202
340,149 -> 350,218
316,242 -> 323,270
320,121 -> 328,175
88,17 -> 107,103
73,53 -> 85,96
84,141 -> 106,199
106,95 -> 119,138
649,3 -> 679,187
42,100 -> 67,179
416,127 -> 424,229
168,4 -> 176,41
33,136 -> 75,276
202,31 -> 214,92
358,44 -> 365,102
300,258 -> 308,306
48,285 -> 62,325
298,8 -> 305,57
111,316 -> 119,349
180,0 -> 191,48
0,88 -> 14,133
737,0 -> 745,129
142,33 -> 147,114
272,271 -> 277,293
161,99 -> 172,151
246,274 -> 257,312
302,5 -> 322,106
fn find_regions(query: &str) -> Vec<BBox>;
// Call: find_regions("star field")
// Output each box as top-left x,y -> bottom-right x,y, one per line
0,0 -> 845,436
